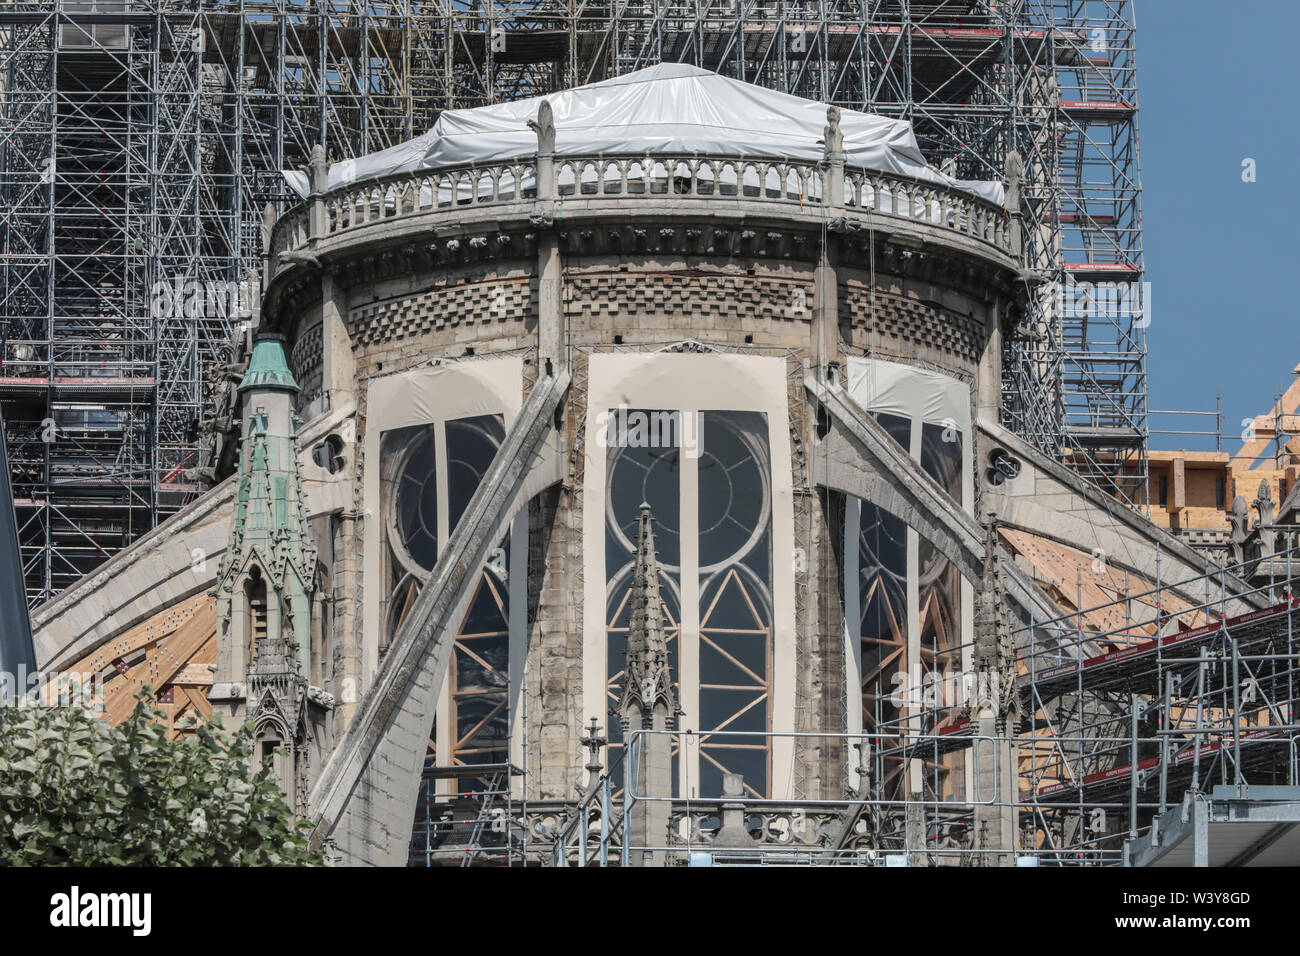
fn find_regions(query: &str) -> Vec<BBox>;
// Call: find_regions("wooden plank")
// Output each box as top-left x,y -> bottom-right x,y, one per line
63,592 -> 209,678
103,602 -> 217,725
171,664 -> 214,685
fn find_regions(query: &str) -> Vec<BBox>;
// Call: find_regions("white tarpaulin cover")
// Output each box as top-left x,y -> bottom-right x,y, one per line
284,64 -> 1002,204
846,356 -> 971,432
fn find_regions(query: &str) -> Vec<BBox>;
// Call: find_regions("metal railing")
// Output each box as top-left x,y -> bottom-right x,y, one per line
550,745 -> 627,868
1017,542 -> 1300,680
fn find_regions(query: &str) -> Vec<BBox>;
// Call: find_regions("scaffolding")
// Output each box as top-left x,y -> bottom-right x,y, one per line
540,546 -> 1299,866
1013,546 -> 1300,861
1,0 -> 1147,604
408,762 -> 526,866
0,2 -> 221,602
868,544 -> 1300,863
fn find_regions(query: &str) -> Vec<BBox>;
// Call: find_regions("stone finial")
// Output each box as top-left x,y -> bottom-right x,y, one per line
308,143 -> 329,195
1003,150 -> 1025,211
1230,494 -> 1251,537
1254,479 -> 1278,558
1229,494 -> 1251,565
823,106 -> 844,159
1254,479 -> 1276,526
528,99 -> 556,154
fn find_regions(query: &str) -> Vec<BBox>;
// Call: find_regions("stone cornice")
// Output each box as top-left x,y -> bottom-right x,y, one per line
263,201 -> 1022,330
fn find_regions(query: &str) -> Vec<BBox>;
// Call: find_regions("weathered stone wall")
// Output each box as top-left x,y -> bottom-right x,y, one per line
312,253 -> 990,377
272,239 -> 998,811
841,272 -> 985,374
346,261 -> 536,382
525,484 -> 583,799
564,259 -> 812,349
291,317 -> 325,405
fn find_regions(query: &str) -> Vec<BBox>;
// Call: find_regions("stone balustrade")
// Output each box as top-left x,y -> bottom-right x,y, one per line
267,147 -> 1014,269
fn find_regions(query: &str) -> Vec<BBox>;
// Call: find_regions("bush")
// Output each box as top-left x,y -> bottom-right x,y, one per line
0,694 -> 322,866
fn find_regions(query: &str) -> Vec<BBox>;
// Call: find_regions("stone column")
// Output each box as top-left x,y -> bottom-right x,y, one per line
815,107 -> 845,377
332,513 -> 361,730
813,242 -> 840,377
977,295 -> 1003,422
626,700 -> 674,867
1003,150 -> 1025,263
972,712 -> 1017,867
970,514 -> 1021,866
530,100 -> 565,373
308,143 -> 329,240
905,797 -> 928,866
320,272 -> 354,407
261,203 -> 277,290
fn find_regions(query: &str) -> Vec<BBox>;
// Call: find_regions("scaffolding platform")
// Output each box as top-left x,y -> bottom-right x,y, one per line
1024,597 -> 1300,700
408,762 -> 525,867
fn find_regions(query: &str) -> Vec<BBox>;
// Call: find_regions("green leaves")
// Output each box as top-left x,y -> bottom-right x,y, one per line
0,692 -> 322,867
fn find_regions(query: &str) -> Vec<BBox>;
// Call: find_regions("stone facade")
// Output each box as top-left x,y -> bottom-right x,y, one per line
252,129 -> 1034,864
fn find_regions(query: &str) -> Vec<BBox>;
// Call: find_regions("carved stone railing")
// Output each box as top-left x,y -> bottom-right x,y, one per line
552,153 -> 821,205
268,160 -> 537,261
267,143 -> 1015,269
667,800 -> 847,853
844,168 -> 1010,250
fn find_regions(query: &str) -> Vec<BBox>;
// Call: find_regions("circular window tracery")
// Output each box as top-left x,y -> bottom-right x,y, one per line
391,430 -> 439,576
606,442 -> 683,573
695,416 -> 771,574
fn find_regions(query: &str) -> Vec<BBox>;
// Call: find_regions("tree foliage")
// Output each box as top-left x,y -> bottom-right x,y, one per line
0,695 -> 322,865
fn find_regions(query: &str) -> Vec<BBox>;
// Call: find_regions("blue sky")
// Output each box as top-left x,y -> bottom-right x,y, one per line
1139,0 -> 1300,451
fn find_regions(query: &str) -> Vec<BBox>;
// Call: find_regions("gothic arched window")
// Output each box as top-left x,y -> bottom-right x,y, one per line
697,410 -> 772,799
842,360 -> 972,805
602,407 -> 774,798
381,414 -> 513,787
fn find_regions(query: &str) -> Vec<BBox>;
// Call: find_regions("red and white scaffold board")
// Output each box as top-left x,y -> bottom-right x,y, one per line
939,718 -> 971,736
1036,729 -> 1288,799
1059,101 -> 1136,116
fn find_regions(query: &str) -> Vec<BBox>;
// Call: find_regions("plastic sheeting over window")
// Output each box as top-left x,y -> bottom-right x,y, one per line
284,64 -> 1002,204
842,361 -> 972,801
845,357 -> 971,434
